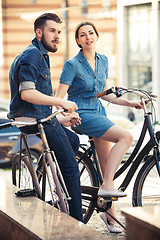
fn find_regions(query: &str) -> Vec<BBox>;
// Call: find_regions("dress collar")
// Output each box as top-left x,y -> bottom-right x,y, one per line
77,50 -> 100,62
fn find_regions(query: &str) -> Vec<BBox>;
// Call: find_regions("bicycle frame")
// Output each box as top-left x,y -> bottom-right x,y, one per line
14,111 -> 71,214
114,115 -> 160,191
79,101 -> 160,192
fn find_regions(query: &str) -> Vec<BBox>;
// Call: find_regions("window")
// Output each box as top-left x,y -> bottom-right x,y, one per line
128,66 -> 152,90
81,0 -> 88,15
128,4 -> 151,55
127,4 -> 152,92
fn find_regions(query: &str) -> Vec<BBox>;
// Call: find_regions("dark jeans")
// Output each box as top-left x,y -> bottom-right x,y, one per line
20,117 -> 83,222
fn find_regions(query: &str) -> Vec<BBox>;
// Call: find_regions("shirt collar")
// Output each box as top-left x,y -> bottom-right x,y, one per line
32,37 -> 48,55
77,50 -> 100,62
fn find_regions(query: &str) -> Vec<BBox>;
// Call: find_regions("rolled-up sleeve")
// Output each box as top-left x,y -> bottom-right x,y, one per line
19,81 -> 35,93
18,63 -> 38,93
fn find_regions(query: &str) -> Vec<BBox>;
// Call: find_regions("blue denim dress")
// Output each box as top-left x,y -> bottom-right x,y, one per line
60,51 -> 114,138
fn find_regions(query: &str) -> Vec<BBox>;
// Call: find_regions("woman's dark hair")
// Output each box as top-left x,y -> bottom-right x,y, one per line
75,22 -> 99,48
34,13 -> 62,32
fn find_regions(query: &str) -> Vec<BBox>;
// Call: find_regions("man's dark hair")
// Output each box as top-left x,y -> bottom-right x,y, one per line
34,13 -> 62,32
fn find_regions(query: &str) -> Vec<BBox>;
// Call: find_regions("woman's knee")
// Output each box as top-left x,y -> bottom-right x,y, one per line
124,131 -> 133,148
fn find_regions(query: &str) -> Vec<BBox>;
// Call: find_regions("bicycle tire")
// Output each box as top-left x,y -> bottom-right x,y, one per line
77,150 -> 99,223
36,153 -> 69,214
132,155 -> 160,207
12,152 -> 38,189
13,151 -> 69,214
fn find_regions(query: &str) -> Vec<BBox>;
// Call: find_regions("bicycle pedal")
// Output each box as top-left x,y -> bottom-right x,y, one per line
15,188 -> 37,197
103,196 -> 118,201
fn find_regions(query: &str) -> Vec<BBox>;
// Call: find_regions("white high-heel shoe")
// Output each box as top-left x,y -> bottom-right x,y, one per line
100,213 -> 122,233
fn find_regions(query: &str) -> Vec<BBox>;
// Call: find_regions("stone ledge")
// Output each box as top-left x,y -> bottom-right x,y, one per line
0,178 -> 108,240
122,206 -> 160,240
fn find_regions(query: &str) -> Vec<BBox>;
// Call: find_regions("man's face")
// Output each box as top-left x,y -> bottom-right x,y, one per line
40,20 -> 61,53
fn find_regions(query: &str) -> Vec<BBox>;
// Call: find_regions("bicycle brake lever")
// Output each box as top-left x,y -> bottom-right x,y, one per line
113,87 -> 122,98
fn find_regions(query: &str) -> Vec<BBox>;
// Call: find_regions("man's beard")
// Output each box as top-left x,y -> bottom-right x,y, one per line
41,34 -> 58,53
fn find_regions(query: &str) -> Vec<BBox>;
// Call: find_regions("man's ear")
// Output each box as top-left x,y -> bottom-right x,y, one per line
35,28 -> 42,40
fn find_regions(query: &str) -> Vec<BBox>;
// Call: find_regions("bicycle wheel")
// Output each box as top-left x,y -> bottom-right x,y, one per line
77,150 -> 99,224
12,151 -> 38,189
132,155 -> 160,207
36,153 -> 69,214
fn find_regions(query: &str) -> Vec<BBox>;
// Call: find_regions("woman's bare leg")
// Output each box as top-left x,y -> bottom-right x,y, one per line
94,125 -> 133,191
93,139 -> 116,223
93,125 -> 133,224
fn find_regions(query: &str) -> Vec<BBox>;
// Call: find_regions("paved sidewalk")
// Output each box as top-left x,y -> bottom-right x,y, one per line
87,197 -> 130,239
0,169 -> 129,239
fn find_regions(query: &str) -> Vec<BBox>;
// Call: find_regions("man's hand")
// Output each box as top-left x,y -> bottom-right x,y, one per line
57,112 -> 81,127
61,100 -> 78,113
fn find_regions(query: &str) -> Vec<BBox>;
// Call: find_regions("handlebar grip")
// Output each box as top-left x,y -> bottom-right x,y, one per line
96,88 -> 113,98
0,122 -> 13,130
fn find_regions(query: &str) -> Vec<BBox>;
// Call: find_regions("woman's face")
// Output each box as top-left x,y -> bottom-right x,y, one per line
76,24 -> 98,50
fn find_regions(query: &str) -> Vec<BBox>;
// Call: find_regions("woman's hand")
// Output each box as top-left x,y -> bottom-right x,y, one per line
57,112 -> 81,127
129,101 -> 144,109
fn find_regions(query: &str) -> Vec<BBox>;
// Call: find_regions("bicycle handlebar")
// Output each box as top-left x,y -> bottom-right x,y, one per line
96,87 -> 121,98
96,86 -> 157,101
0,108 -> 65,130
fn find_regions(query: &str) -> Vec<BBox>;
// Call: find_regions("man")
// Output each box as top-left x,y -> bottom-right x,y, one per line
8,13 -> 83,222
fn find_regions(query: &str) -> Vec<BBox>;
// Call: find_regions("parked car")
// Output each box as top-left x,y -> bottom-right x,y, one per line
0,117 -> 42,168
0,99 -> 42,168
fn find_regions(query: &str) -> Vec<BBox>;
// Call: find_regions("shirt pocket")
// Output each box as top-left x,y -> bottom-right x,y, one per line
36,68 -> 51,92
40,69 -> 50,81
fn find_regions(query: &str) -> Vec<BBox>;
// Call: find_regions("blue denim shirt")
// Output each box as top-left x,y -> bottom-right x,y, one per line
60,50 -> 108,113
8,37 -> 52,119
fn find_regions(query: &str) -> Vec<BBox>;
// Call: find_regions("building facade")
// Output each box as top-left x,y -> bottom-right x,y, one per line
118,0 -> 160,120
0,0 -> 118,98
1,0 -> 159,121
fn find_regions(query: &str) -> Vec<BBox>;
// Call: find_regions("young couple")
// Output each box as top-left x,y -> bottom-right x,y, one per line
8,12 -> 143,233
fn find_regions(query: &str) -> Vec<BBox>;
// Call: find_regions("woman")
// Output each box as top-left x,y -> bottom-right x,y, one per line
56,22 -> 143,232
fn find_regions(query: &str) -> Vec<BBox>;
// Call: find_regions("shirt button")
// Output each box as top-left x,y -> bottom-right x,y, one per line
49,106 -> 52,109
45,75 -> 47,78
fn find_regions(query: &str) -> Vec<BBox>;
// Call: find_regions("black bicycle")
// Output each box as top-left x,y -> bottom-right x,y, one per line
77,87 -> 160,224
